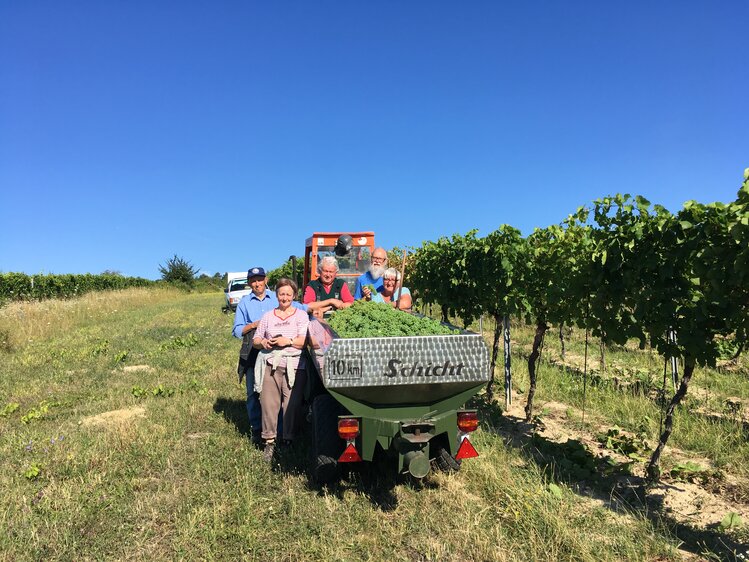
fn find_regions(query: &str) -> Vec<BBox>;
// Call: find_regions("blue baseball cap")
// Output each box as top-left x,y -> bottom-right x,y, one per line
247,267 -> 266,278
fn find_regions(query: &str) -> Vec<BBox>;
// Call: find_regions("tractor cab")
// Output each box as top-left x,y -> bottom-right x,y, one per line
304,232 -> 375,295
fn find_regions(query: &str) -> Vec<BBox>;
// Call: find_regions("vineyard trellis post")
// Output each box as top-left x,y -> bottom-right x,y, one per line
503,315 -> 512,408
582,325 -> 589,425
668,328 -> 679,391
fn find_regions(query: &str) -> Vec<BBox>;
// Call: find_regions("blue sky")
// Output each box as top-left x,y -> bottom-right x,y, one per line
1,1 -> 747,279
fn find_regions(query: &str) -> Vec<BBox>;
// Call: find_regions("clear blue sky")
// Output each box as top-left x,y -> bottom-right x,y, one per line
1,1 -> 747,279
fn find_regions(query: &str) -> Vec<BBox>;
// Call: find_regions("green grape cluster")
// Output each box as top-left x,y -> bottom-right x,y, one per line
328,301 -> 458,338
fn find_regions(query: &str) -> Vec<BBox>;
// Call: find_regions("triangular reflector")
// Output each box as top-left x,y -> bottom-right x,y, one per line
338,443 -> 362,463
455,438 -> 479,460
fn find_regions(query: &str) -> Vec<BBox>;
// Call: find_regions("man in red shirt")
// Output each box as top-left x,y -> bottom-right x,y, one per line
303,256 -> 354,317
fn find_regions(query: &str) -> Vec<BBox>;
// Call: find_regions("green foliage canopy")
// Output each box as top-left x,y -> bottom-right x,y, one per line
267,258 -> 303,293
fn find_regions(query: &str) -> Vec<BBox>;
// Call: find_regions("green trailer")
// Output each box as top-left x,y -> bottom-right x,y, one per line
306,317 -> 491,483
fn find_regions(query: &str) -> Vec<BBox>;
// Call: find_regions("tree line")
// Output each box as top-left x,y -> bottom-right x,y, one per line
0,255 -> 226,305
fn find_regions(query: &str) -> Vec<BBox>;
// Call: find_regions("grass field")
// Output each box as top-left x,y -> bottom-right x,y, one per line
1,289 -> 746,561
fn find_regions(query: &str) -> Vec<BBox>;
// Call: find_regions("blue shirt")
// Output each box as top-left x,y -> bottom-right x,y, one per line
232,291 -> 307,339
353,271 -> 384,300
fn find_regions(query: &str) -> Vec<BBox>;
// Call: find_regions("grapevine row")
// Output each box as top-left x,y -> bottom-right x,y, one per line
408,170 -> 749,480
0,272 -> 155,304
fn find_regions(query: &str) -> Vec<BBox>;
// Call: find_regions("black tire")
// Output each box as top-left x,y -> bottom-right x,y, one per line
311,394 -> 343,484
431,446 -> 461,473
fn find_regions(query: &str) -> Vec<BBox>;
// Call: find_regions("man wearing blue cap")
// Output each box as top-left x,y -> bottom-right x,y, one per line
233,266 -> 308,444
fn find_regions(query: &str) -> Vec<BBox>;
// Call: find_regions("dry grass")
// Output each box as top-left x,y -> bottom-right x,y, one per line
0,286 -> 180,350
0,291 -> 690,561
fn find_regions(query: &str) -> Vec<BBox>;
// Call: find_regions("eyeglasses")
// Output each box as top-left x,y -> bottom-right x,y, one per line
372,256 -> 386,262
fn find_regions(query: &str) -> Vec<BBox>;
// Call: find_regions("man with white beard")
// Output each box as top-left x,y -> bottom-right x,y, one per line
353,247 -> 388,300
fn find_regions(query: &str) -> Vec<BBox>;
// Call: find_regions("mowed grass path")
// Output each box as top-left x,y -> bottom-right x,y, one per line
0,289 -> 678,561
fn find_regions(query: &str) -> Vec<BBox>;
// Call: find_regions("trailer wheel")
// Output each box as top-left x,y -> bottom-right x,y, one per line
431,446 -> 461,473
311,394 -> 343,484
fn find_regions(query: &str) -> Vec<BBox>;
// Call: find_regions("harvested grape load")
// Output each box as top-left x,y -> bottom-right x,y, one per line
328,301 -> 459,338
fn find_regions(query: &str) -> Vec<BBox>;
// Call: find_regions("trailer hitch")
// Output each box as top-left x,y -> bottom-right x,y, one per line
399,421 -> 435,444
396,424 -> 434,478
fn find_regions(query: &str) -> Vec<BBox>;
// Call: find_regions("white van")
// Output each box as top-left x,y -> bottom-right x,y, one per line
224,271 -> 252,312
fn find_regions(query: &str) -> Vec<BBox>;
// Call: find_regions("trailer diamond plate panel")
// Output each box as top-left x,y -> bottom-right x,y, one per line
322,334 -> 490,390
306,318 -> 491,404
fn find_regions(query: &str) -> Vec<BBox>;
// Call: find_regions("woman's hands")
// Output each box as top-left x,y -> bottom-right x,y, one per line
254,337 -> 273,350
268,335 -> 292,348
254,335 -> 300,350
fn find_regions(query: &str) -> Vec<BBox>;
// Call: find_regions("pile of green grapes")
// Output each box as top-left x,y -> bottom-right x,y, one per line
328,301 -> 459,338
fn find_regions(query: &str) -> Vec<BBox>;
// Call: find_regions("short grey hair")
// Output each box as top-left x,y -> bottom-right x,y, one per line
318,256 -> 339,274
383,267 -> 400,282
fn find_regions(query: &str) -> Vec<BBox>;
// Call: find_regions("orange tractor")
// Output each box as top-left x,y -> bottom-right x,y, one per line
302,232 -> 375,295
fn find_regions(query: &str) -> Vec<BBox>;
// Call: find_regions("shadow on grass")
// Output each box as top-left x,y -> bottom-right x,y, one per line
213,397 -> 251,438
307,463 -> 402,512
470,393 -> 748,560
270,427 -> 407,512
210,399 -> 406,511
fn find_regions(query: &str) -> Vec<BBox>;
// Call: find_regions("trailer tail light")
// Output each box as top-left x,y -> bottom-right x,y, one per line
338,418 -> 362,463
457,411 -> 479,433
338,418 -> 360,440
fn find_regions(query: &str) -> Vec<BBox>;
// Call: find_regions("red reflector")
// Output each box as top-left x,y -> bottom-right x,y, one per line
338,443 -> 362,463
457,411 -> 479,432
455,437 -> 479,460
338,418 -> 360,440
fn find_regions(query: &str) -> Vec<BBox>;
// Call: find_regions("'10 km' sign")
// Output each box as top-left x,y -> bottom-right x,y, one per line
329,356 -> 363,380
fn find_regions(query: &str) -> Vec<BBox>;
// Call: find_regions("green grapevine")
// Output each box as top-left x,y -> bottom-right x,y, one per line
328,301 -> 458,338
405,170 -> 749,480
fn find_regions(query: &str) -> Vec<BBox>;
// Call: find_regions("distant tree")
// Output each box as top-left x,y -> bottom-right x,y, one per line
194,269 -> 224,292
158,255 -> 198,286
101,270 -> 123,276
